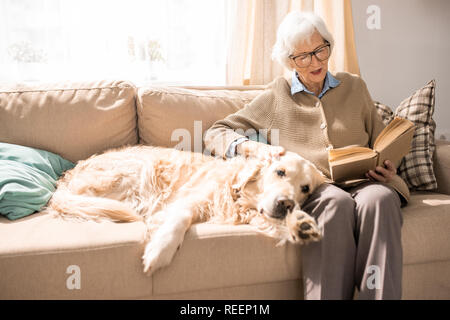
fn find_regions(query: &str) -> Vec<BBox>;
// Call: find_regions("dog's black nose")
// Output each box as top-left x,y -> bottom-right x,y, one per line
273,198 -> 295,219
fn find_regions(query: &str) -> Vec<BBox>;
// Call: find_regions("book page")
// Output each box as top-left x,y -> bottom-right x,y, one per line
330,155 -> 378,182
374,117 -> 415,151
331,151 -> 378,166
328,146 -> 374,162
377,125 -> 415,167
328,146 -> 378,182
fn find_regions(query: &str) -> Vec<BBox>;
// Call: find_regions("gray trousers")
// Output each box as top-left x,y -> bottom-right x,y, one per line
301,182 -> 403,300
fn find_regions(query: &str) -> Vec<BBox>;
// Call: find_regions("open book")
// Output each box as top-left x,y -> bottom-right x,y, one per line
328,117 -> 415,183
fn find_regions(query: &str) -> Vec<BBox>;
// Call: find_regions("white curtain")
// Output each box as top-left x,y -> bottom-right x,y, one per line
0,0 -> 226,85
1,0 -> 359,86
225,0 -> 360,85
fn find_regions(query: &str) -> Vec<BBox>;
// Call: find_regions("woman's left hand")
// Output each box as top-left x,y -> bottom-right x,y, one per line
366,160 -> 397,183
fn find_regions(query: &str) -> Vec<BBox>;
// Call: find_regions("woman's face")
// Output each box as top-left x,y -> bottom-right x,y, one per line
289,30 -> 329,90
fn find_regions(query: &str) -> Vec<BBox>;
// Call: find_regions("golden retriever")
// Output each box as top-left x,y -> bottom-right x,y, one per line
47,145 -> 324,275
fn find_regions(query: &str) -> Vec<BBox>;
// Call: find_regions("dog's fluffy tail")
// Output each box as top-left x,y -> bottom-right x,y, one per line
48,190 -> 142,222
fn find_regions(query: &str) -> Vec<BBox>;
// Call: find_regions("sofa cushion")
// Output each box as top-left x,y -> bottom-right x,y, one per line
401,192 -> 450,265
0,80 -> 138,163
0,142 -> 74,220
434,140 -> 450,195
1,191 -> 449,299
0,212 -> 300,299
137,86 -> 263,151
151,224 -> 302,296
0,211 -> 150,299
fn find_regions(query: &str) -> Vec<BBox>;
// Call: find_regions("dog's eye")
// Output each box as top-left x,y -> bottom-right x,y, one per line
301,185 -> 310,193
276,169 -> 286,177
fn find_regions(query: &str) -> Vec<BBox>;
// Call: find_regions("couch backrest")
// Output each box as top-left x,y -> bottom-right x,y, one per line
0,80 -> 138,162
137,85 -> 264,153
0,80 -> 265,162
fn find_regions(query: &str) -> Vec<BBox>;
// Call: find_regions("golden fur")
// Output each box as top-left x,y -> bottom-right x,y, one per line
47,145 -> 325,275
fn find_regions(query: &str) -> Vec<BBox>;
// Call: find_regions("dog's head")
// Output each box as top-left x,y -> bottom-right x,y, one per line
255,151 -> 324,220
231,151 -> 325,244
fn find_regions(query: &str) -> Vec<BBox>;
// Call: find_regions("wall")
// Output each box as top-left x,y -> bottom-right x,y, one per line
351,0 -> 450,140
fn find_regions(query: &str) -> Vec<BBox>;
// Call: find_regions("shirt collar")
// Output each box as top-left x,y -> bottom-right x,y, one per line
291,71 -> 340,98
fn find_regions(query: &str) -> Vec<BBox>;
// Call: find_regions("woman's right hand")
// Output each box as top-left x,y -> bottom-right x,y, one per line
237,140 -> 285,161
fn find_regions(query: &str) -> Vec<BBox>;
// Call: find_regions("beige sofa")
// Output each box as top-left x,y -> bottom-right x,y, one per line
0,80 -> 449,300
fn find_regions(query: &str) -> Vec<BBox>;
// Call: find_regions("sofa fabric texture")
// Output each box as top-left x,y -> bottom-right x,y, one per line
0,80 -> 138,163
0,80 -> 449,300
137,86 -> 261,149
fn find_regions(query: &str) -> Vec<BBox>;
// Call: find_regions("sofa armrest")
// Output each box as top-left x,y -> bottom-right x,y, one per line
434,139 -> 450,195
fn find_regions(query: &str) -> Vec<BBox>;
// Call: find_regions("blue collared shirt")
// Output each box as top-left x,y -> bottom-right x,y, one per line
291,71 -> 340,98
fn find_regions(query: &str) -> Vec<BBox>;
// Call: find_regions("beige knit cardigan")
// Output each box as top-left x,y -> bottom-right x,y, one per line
204,72 -> 410,203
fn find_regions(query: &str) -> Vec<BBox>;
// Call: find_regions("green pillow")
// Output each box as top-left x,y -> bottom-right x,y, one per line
0,142 -> 75,220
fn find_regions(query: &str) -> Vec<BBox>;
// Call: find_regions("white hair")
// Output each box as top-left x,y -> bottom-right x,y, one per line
272,11 -> 334,70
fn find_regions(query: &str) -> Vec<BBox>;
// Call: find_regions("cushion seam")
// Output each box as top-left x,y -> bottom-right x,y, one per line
404,258 -> 450,266
0,240 -> 144,258
186,231 -> 264,240
139,90 -> 258,101
152,278 -> 301,298
0,85 -> 135,94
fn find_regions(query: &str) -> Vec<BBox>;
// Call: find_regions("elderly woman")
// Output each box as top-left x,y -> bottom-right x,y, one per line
204,11 -> 409,300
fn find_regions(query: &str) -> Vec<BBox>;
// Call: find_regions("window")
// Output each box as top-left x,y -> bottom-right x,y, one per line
0,0 -> 226,85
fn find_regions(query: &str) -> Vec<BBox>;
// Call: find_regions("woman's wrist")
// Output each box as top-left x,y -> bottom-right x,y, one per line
236,140 -> 252,156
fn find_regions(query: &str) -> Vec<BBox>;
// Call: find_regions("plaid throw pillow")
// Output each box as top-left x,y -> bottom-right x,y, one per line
396,80 -> 437,190
374,80 -> 437,191
374,101 -> 394,125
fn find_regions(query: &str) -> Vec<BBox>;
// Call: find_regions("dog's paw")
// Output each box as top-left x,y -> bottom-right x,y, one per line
287,210 -> 321,244
142,244 -> 161,276
141,233 -> 183,276
142,243 -> 171,276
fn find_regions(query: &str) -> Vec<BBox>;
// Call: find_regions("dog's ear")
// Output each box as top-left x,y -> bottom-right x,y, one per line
232,162 -> 264,194
309,163 -> 326,190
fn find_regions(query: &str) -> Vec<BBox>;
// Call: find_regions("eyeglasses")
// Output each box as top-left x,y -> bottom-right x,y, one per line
289,42 -> 331,68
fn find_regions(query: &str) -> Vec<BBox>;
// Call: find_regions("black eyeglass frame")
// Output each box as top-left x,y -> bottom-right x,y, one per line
289,41 -> 331,68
